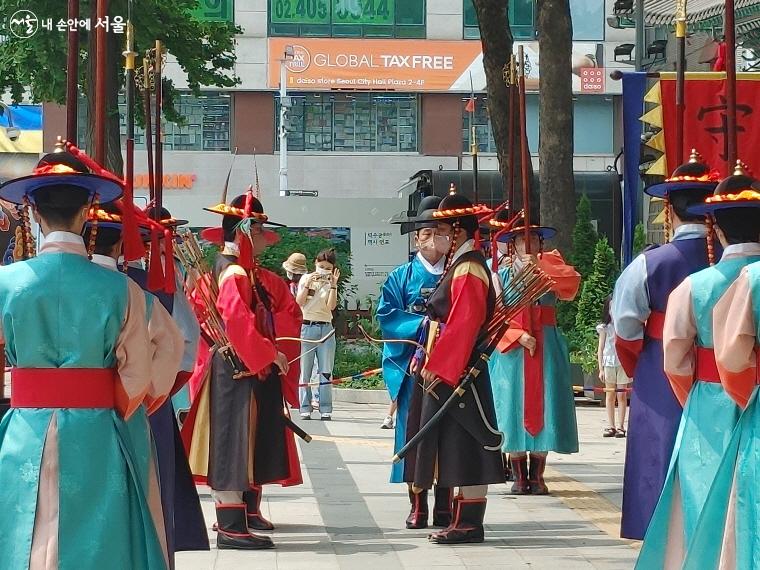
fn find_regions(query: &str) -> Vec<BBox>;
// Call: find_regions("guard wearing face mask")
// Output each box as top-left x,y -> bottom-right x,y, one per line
487,214 -> 581,496
377,196 -> 456,530
406,191 -> 505,545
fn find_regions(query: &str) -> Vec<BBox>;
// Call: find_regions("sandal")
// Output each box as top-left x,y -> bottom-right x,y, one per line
603,427 -> 617,438
615,428 -> 627,438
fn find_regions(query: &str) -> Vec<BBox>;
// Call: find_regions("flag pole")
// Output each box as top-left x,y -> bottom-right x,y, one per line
724,0 -> 738,167
66,0 -> 79,143
517,45 -> 533,333
469,71 -> 479,204
507,55 -> 517,216
95,0 -> 108,165
675,0 -> 688,165
154,40 -> 163,217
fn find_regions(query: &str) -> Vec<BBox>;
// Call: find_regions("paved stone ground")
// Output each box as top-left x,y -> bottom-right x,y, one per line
177,403 -> 638,570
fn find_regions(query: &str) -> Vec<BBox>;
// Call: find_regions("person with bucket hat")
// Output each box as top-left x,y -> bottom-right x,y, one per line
0,143 -> 171,569
405,189 -> 505,544
611,149 -> 720,540
635,163 -> 760,566
282,252 -> 308,297
487,212 -> 581,496
182,190 -> 303,550
376,195 -> 457,530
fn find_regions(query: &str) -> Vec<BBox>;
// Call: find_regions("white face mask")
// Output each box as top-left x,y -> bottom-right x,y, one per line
286,271 -> 294,280
316,267 -> 332,276
497,242 -> 509,256
433,235 -> 451,255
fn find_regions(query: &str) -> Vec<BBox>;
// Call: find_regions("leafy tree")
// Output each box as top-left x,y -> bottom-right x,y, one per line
557,194 -> 597,335
570,194 -> 598,280
0,0 -> 240,172
633,222 -> 647,257
575,236 -> 617,335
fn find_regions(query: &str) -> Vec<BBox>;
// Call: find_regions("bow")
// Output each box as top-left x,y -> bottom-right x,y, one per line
357,324 -> 430,359
276,329 -> 337,345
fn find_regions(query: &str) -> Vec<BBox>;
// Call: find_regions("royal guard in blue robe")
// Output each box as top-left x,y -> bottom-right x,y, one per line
377,196 -> 456,530
0,147 -> 174,569
636,164 -> 760,566
612,150 -> 720,540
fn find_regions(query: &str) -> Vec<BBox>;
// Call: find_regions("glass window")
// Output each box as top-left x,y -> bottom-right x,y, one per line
269,0 -> 425,38
78,92 -> 231,152
463,0 -> 532,40
463,95 -> 612,154
277,93 -> 418,152
570,0 -> 604,41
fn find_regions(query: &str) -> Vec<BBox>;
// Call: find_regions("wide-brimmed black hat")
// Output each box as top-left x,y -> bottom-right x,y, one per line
391,195 -> 443,235
645,149 -> 720,198
494,218 -> 557,243
432,191 -> 491,222
688,160 -> 760,215
146,206 -> 188,228
0,145 -> 123,205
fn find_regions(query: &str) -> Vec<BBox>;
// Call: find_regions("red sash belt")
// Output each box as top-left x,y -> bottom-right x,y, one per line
11,368 -> 118,408
645,311 -> 666,340
695,347 -> 721,383
520,306 -> 557,436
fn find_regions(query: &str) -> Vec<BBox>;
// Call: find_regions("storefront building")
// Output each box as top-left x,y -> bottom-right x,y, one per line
39,0 -> 635,304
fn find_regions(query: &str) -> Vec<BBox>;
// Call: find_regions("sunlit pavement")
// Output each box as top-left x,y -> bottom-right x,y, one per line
178,403 -> 638,570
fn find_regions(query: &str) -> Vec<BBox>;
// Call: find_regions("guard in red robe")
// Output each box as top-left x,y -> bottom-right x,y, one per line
411,192 -> 505,545
182,192 -> 302,550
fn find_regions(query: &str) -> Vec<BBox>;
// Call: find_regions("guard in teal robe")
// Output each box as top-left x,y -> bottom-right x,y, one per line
637,167 -> 760,568
488,221 -> 580,495
0,149 -> 169,569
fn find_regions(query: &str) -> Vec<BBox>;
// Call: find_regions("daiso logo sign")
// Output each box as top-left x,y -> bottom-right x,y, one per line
286,45 -> 311,73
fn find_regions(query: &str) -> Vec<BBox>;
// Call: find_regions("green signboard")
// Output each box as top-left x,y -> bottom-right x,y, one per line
333,0 -> 393,25
192,0 -> 235,23
270,0 -> 330,24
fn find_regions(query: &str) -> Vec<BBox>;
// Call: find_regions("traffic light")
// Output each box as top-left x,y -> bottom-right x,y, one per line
279,96 -> 297,136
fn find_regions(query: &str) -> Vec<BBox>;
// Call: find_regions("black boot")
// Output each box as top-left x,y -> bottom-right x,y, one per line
405,489 -> 429,529
215,504 -> 274,550
432,486 -> 454,527
243,485 -> 275,531
510,455 -> 531,495
429,498 -> 486,544
503,453 -> 514,481
529,453 -> 549,495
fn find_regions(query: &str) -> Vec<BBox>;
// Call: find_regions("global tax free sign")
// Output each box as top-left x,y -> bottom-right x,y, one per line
268,38 -> 603,93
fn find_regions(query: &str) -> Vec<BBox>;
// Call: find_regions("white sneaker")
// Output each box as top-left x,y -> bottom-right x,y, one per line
300,413 -> 311,420
380,415 -> 394,429
311,399 -> 319,410
320,414 -> 331,421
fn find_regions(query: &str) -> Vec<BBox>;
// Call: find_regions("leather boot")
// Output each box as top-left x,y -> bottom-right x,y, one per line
510,455 -> 531,495
529,453 -> 549,495
503,453 -> 514,482
405,489 -> 429,529
432,486 -> 454,527
215,504 -> 274,550
243,485 -> 275,531
429,498 -> 486,544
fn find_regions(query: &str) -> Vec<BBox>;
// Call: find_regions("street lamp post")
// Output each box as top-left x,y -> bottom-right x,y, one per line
279,45 -> 294,197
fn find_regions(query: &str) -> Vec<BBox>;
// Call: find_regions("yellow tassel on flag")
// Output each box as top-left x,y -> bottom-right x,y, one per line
641,106 -> 663,128
646,130 -> 666,153
646,154 -> 668,176
644,81 -> 661,104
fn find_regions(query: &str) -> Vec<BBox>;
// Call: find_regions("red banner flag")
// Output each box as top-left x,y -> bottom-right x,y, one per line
660,74 -> 760,177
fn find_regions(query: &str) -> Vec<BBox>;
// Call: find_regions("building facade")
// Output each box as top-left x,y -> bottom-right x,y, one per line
40,0 -> 635,304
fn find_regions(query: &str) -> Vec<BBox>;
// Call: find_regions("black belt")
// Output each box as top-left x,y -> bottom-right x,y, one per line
303,320 -> 330,326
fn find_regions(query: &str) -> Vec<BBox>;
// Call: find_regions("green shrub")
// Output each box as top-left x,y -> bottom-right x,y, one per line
332,340 -> 382,388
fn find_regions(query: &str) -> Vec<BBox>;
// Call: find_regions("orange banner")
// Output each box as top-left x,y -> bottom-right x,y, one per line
268,38 -> 482,92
